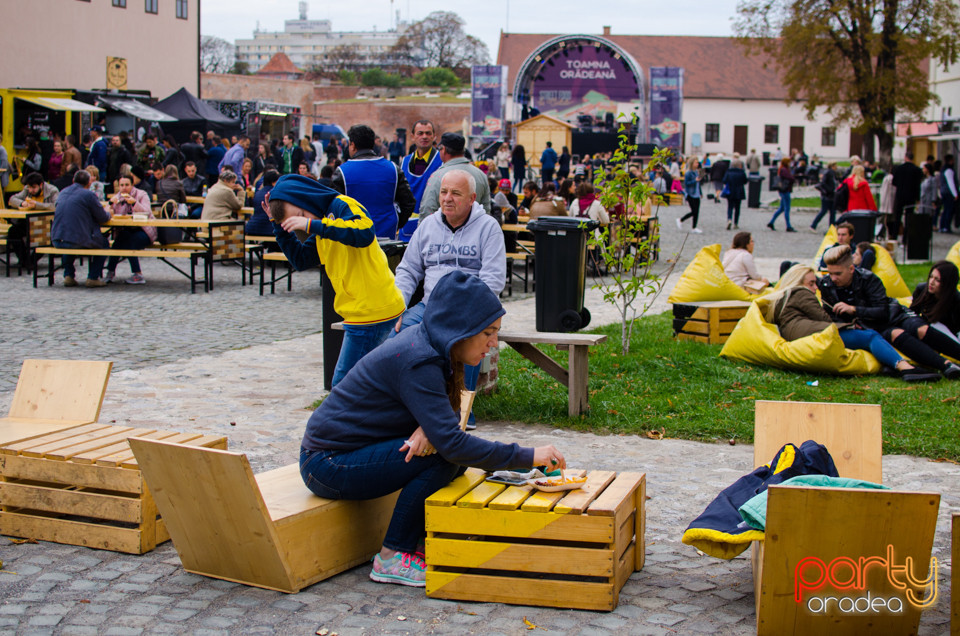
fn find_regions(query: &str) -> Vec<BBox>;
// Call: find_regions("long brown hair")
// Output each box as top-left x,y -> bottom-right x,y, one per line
914,261 -> 960,324
446,360 -> 465,413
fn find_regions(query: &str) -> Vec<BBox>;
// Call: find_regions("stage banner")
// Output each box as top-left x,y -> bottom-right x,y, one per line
471,65 -> 508,139
649,67 -> 684,149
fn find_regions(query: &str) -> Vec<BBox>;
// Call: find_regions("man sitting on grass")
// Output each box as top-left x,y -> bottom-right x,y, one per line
265,174 -> 406,387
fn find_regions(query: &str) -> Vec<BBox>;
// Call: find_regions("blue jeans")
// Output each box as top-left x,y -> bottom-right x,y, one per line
811,198 -> 836,230
300,442 -> 462,553
107,228 -> 151,274
391,302 -> 481,392
332,319 -> 395,387
940,192 -> 955,231
53,235 -> 108,280
840,329 -> 902,369
770,192 -> 792,228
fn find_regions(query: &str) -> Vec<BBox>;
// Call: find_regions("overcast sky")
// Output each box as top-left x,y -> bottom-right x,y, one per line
201,0 -> 744,56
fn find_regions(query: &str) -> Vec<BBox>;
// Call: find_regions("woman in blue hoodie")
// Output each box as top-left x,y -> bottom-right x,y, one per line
299,271 -> 566,587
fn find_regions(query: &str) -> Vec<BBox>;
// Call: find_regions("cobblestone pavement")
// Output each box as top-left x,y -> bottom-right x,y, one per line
1,194 -> 958,634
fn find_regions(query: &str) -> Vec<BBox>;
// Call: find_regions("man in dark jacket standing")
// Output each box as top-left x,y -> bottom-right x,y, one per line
180,131 -> 208,172
891,152 -> 924,238
51,170 -> 112,287
331,125 -> 416,239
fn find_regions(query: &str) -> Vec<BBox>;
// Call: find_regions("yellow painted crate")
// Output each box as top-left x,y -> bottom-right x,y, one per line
672,300 -> 750,344
0,423 -> 227,554
425,468 -> 645,611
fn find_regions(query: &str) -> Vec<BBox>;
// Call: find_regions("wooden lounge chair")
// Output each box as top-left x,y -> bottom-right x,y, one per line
0,359 -> 113,446
129,438 -> 398,593
752,400 -> 939,635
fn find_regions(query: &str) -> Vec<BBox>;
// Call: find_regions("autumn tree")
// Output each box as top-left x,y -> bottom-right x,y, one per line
200,35 -> 236,74
391,11 -> 489,71
734,0 -> 960,167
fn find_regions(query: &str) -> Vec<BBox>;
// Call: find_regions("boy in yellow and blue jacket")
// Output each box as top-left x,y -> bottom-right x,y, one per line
267,174 -> 406,386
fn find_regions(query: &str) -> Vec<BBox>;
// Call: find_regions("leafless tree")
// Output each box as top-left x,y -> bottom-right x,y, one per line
200,35 -> 236,74
391,11 -> 489,70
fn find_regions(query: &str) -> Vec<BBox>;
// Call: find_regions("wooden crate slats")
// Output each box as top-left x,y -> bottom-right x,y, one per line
426,506 -> 614,543
0,510 -> 144,554
119,434 -> 228,468
0,454 -> 143,493
0,419 -> 89,448
553,470 -> 616,514
425,571 -> 618,611
0,481 -> 141,523
519,469 -> 587,513
2,424 -> 115,456
456,481 -> 506,508
672,301 -> 750,345
91,430 -> 196,466
487,484 -> 535,511
43,427 -> 157,461
586,471 -> 644,517
634,476 -> 646,571
427,536 -> 615,576
425,468 -> 486,506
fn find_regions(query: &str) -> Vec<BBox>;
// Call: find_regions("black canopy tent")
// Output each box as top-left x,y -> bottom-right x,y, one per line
152,88 -> 241,143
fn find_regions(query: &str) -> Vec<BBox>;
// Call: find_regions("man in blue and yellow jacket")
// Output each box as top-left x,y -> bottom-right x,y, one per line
267,174 -> 406,386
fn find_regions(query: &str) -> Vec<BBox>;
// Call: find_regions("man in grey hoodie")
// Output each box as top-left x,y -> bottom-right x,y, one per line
394,169 -> 506,429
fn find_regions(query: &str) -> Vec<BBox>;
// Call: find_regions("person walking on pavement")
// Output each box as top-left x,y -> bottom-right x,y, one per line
939,154 -> 957,233
540,141 -> 558,185
677,157 -> 703,233
768,157 -> 797,232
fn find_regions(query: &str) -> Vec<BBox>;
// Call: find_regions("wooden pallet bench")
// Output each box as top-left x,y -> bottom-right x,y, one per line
672,300 -> 750,344
0,424 -> 227,554
34,246 -> 209,293
750,401 -> 939,635
129,438 -> 397,593
498,330 -> 606,416
425,467 -> 645,611
0,359 -> 112,447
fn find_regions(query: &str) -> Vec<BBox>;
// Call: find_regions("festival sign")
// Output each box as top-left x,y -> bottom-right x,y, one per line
471,65 -> 508,139
530,44 -> 642,125
649,67 -> 683,149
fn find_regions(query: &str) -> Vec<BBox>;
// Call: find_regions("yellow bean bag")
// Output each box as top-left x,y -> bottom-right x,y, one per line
719,297 -> 882,375
812,225 -> 910,297
947,240 -> 960,273
668,244 -> 767,303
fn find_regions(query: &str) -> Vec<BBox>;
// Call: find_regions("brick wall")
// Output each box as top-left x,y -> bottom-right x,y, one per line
312,101 -> 470,139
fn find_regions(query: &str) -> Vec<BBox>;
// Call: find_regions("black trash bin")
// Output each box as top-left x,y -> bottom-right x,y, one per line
904,212 -> 932,260
747,175 -> 765,208
836,210 -> 880,245
762,151 -> 771,166
768,167 -> 780,192
526,216 -> 599,332
321,238 -> 406,390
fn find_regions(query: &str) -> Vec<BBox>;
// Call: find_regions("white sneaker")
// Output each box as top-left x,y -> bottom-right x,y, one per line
104,271 -> 115,284
126,273 -> 146,285
691,228 -> 703,234
675,218 -> 683,231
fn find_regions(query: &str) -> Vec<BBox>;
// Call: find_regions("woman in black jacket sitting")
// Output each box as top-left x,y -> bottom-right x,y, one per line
910,261 -> 960,340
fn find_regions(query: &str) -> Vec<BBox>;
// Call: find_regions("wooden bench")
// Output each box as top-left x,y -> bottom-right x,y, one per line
0,359 -> 112,447
244,234 -> 277,284
672,300 -> 750,344
498,330 -> 606,416
503,252 -> 532,296
0,424 -> 227,554
751,401 -> 939,635
34,247 -> 209,293
128,438 -> 397,593
425,467 -> 645,611
260,251 -> 295,295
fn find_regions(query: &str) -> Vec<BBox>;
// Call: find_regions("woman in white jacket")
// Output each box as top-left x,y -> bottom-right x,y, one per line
568,182 -> 610,225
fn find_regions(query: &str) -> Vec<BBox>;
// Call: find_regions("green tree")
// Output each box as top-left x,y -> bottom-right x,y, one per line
337,69 -> 358,86
414,67 -> 461,89
734,0 -> 960,168
361,68 -> 401,87
391,11 -> 489,70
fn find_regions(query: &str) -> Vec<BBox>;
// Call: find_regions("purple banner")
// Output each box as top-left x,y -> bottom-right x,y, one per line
471,65 -> 507,139
649,67 -> 683,149
531,45 -> 642,123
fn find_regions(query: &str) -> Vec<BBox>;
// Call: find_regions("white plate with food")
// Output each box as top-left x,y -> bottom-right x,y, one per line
531,475 -> 588,492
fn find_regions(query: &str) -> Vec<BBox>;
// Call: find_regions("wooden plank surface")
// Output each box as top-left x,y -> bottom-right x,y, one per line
425,468 -> 486,507
553,470 -> 615,514
91,431 -> 192,466
0,481 -> 141,522
43,427 -> 155,461
499,331 -> 606,347
587,472 -> 644,517
427,537 -> 614,576
456,481 -> 506,509
0,454 -> 142,493
426,571 -> 616,611
753,400 -> 882,482
1,424 -> 114,456
521,470 -> 587,512
425,506 -> 614,543
757,485 -> 939,636
8,360 -> 113,422
487,484 -> 535,511
0,419 -> 89,448
119,434 -> 227,468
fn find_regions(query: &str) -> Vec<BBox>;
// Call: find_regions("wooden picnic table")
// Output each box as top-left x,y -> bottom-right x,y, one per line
0,209 -> 55,276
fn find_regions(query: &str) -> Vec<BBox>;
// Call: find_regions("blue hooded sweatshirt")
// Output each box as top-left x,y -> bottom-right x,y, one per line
302,270 -> 534,471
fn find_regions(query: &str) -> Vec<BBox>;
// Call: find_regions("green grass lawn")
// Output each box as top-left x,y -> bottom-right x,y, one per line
769,196 -> 821,207
476,308 -> 960,460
